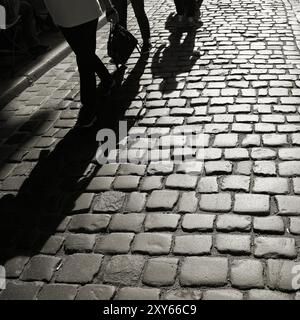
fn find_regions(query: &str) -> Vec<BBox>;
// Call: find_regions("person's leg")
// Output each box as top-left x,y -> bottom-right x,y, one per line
60,26 -> 95,111
186,0 -> 197,18
60,19 -> 113,127
187,0 -> 202,27
87,19 -> 112,83
130,0 -> 150,44
174,0 -> 185,16
111,0 -> 128,29
19,1 -> 49,55
19,1 -> 39,48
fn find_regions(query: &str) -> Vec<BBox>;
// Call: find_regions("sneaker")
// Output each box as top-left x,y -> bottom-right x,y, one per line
141,41 -> 152,54
101,78 -> 116,96
75,107 -> 97,129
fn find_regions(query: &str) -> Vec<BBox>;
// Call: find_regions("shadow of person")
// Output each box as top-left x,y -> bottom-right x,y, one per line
151,13 -> 202,94
0,125 -> 100,264
97,52 -> 150,126
0,54 -> 149,267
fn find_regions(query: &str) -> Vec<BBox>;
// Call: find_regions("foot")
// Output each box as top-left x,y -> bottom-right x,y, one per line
141,41 -> 152,54
75,107 -> 97,129
101,78 -> 116,96
29,44 -> 51,56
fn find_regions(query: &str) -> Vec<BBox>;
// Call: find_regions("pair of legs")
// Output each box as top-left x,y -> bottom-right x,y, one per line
174,0 -> 197,18
19,1 -> 39,47
19,1 -> 49,54
111,0 -> 150,44
60,19 -> 113,113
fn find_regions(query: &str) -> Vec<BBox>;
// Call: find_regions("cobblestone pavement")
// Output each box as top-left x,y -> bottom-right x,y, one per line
0,0 -> 300,300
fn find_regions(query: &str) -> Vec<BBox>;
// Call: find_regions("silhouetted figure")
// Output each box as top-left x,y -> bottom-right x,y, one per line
44,0 -> 118,128
152,13 -> 201,92
111,0 -> 151,53
0,0 -> 50,55
173,0 -> 202,28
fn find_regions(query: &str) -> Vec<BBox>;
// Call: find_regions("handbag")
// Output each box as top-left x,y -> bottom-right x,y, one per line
107,22 -> 139,67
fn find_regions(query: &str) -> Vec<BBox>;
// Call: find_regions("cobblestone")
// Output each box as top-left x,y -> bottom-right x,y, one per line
275,195 -> 300,215
181,214 -> 215,232
180,257 -> 228,286
203,289 -> 243,300
4,256 -> 30,278
216,215 -> 251,232
115,287 -> 160,300
254,237 -> 297,258
253,217 -> 285,234
144,214 -> 180,231
109,213 -> 145,233
174,235 -> 212,255
231,260 -> 264,289
95,233 -> 134,254
234,194 -> 270,215
163,290 -> 202,300
64,234 -> 96,253
37,284 -> 78,300
253,161 -> 276,176
289,217 -> 300,234
56,254 -> 103,284
125,192 -> 147,212
132,233 -> 172,255
200,193 -> 232,212
267,259 -> 299,292
221,175 -> 250,192
165,174 -> 198,190
68,214 -> 111,233
0,281 -> 43,300
215,234 -> 251,255
1,0 -> 300,300
76,285 -> 115,300
93,191 -> 126,213
103,255 -> 145,286
253,178 -> 289,194
20,255 -> 61,282
143,258 -> 178,287
247,289 -> 293,300
146,190 -> 179,211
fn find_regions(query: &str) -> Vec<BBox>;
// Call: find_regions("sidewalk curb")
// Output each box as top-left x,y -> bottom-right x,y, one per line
0,14 -> 107,107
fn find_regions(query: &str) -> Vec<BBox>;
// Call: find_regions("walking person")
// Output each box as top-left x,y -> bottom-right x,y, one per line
174,0 -> 202,27
111,0 -> 151,53
0,0 -> 50,55
44,0 -> 118,128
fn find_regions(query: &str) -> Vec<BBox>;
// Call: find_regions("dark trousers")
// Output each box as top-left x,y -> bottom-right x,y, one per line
174,0 -> 197,18
60,19 -> 111,108
111,0 -> 150,42
19,1 -> 39,47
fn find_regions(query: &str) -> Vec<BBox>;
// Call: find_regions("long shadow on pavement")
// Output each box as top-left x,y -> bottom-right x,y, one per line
151,13 -> 201,94
0,54 -> 149,268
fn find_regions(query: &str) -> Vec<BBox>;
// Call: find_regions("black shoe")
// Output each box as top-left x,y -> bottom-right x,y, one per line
141,41 -> 152,54
75,107 -> 97,129
29,44 -> 51,57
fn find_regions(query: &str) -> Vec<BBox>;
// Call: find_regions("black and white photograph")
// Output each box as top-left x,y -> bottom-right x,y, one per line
0,0 -> 299,307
